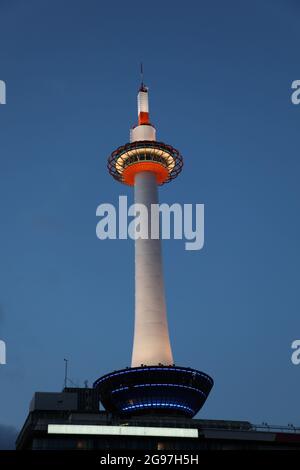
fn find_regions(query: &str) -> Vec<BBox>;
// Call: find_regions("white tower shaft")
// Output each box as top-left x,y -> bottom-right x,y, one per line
131,171 -> 174,367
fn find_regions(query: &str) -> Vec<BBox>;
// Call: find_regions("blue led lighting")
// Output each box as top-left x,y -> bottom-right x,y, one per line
111,386 -> 129,393
111,383 -> 206,397
122,403 -> 194,414
94,367 -> 213,386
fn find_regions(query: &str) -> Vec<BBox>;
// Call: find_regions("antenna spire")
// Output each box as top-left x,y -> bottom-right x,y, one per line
139,62 -> 147,92
140,62 -> 144,87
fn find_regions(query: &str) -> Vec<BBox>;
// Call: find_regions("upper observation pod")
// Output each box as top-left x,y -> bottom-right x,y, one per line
137,84 -> 151,125
130,84 -> 156,142
107,82 -> 183,186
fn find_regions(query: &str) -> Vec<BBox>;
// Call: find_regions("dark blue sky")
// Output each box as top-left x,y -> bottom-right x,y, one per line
0,0 -> 300,433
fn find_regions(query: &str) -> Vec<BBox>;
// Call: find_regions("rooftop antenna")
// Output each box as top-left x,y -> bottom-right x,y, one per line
140,62 -> 146,91
64,358 -> 68,389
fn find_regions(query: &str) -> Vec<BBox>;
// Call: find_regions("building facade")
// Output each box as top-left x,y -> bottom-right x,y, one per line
16,388 -> 300,450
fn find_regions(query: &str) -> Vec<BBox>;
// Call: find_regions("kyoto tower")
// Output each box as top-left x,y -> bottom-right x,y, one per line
94,75 -> 213,418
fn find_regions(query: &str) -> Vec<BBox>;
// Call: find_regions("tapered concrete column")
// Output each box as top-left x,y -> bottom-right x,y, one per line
131,171 -> 174,367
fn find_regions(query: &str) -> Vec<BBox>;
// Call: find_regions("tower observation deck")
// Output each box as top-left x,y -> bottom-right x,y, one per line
94,79 -> 213,418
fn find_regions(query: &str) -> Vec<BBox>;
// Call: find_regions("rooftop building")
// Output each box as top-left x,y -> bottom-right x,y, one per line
16,388 -> 300,450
